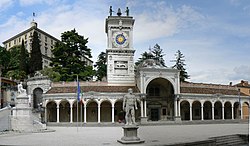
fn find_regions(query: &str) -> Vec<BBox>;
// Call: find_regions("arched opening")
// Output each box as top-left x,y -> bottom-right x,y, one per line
46,101 -> 57,122
180,100 -> 190,120
234,102 -> 240,119
114,100 -> 124,123
146,78 -> 175,121
242,102 -> 249,119
33,88 -> 43,109
224,102 -> 232,119
192,101 -> 201,120
73,101 -> 84,122
214,101 -> 222,119
59,100 -> 70,122
101,101 -> 112,122
87,101 -> 98,122
203,101 -> 212,120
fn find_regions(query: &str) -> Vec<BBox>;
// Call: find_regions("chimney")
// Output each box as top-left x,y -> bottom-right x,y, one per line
30,21 -> 37,28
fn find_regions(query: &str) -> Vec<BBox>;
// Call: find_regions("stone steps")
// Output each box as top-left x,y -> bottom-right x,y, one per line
210,134 -> 248,146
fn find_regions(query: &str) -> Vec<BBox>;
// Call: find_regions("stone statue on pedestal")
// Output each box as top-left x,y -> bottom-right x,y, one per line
118,88 -> 144,144
123,88 -> 137,125
18,82 -> 26,95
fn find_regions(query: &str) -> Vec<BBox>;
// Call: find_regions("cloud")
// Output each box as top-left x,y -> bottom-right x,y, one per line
0,0 -> 13,12
132,3 -> 205,43
188,65 -> 250,85
230,65 -> 250,81
0,15 -> 29,44
19,0 -> 59,6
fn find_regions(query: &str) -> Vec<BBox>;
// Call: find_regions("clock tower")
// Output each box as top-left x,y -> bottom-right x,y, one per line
105,7 -> 135,85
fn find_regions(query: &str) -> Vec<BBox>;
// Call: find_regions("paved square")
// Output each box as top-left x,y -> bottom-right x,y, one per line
0,123 -> 248,146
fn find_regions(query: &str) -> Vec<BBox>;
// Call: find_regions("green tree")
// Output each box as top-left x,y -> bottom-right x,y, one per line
95,52 -> 107,81
50,29 -> 94,81
135,51 -> 154,66
5,46 -> 27,80
19,40 -> 28,77
0,46 -> 10,76
151,44 -> 166,67
40,67 -> 61,82
135,44 -> 166,67
8,46 -> 20,71
172,50 -> 190,82
30,31 -> 42,75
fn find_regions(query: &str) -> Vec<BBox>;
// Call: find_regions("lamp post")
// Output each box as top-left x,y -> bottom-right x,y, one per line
238,88 -> 241,119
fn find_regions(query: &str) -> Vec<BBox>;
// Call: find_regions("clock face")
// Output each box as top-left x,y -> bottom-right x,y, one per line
112,31 -> 129,48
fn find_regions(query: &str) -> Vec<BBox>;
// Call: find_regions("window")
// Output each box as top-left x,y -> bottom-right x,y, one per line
147,87 -> 160,96
45,47 -> 48,56
19,37 -> 21,42
45,36 -> 47,42
9,42 -> 11,47
25,34 -> 27,40
51,39 -> 53,44
14,40 -> 16,45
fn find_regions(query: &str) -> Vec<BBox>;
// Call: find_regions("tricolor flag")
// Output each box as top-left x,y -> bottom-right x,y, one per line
77,76 -> 81,102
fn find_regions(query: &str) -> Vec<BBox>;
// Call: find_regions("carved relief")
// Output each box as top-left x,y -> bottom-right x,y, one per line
115,61 -> 127,69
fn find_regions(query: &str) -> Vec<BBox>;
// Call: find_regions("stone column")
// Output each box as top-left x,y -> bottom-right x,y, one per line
201,106 -> 204,120
212,105 -> 214,120
190,106 -> 192,121
144,100 -> 147,117
45,107 -> 47,123
70,105 -> 73,123
140,100 -> 144,117
178,100 -> 181,116
84,104 -> 87,123
57,105 -> 60,123
112,105 -> 115,123
231,106 -> 234,120
174,99 -> 178,117
98,104 -> 101,123
222,106 -> 225,120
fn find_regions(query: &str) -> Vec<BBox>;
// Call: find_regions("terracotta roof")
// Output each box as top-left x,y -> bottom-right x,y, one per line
180,82 -> 247,96
46,86 -> 140,94
180,87 -> 246,96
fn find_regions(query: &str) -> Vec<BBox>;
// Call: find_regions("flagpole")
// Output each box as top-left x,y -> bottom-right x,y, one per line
81,96 -> 82,127
77,75 -> 79,132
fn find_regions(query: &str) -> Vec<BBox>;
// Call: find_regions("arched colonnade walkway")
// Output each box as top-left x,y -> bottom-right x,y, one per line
180,99 -> 249,121
45,98 -> 141,123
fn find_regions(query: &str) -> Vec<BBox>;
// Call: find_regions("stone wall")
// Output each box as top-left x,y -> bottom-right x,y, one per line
0,106 -> 11,131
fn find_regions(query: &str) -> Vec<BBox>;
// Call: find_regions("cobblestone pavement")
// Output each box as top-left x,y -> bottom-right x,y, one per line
0,123 -> 248,146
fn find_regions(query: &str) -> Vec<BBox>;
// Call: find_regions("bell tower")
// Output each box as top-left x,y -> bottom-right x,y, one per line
105,7 -> 135,85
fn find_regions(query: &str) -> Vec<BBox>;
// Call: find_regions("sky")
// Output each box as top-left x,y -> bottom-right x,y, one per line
0,0 -> 250,85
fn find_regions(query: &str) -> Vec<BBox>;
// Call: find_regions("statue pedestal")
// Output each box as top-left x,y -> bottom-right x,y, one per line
11,93 -> 46,132
117,125 -> 145,144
